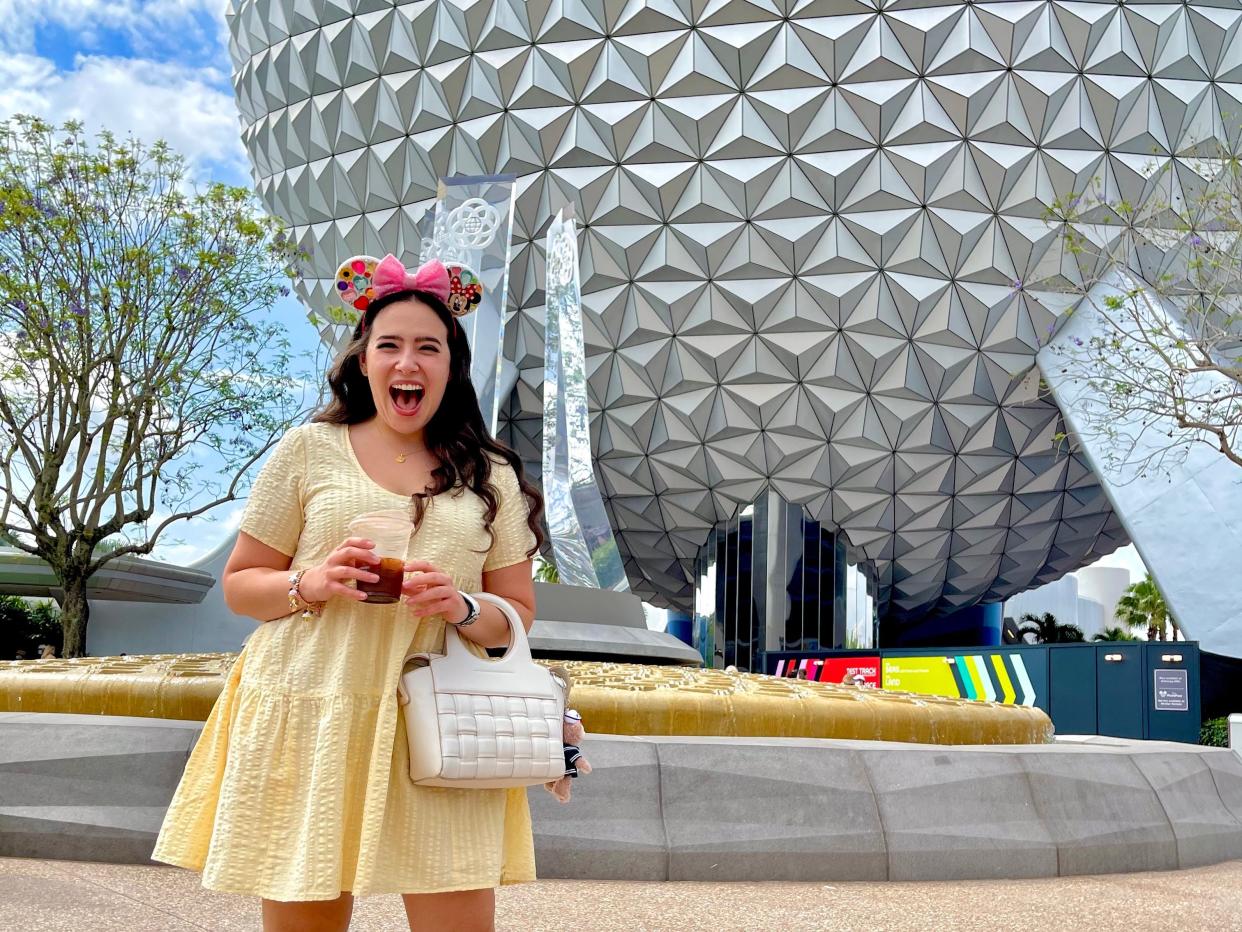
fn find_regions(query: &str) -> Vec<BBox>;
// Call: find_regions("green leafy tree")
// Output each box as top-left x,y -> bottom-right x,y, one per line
1116,572 -> 1178,642
1039,141 -> 1242,475
1092,625 -> 1138,642
1018,612 -> 1085,644
0,116 -> 309,657
0,595 -> 60,658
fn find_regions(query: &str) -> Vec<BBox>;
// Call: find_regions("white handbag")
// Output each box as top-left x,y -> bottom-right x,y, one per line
395,592 -> 568,788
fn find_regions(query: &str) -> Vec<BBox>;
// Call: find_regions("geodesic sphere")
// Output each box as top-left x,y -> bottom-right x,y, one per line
226,0 -> 1239,622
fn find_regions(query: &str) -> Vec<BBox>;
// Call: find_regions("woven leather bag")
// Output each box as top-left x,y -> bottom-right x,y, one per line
395,592 -> 567,788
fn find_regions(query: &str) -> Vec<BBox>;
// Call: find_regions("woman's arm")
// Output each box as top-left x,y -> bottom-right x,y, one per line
222,532 -> 380,622
465,559 -> 536,649
222,533 -> 297,622
401,558 -> 535,650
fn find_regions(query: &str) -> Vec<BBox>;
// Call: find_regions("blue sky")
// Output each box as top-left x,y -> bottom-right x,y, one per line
0,1 -> 1148,590
0,0 -> 321,565
0,2 -> 247,184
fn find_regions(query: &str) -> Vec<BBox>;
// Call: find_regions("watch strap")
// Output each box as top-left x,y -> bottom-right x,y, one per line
452,590 -> 480,627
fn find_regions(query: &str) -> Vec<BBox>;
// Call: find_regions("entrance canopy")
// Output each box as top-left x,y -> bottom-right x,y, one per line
0,548 -> 213,604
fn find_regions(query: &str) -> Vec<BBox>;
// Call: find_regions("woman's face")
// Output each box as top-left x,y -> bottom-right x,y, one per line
359,297 -> 452,438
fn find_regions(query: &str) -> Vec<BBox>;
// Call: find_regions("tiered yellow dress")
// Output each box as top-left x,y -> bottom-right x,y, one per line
152,422 -> 538,901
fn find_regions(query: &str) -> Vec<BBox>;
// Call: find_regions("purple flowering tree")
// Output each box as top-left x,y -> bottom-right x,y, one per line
1037,142 -> 1242,476
0,116 -> 310,656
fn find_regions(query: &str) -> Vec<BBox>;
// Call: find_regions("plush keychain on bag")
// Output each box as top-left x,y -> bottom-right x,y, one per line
545,665 -> 591,803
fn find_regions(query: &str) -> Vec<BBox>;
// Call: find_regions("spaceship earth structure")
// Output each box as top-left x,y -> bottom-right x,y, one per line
226,0 -> 1242,624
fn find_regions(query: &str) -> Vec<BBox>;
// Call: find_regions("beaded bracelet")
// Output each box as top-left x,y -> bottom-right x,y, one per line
287,569 -> 324,619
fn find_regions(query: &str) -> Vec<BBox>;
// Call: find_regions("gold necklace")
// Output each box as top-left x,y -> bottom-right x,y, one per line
395,446 -> 426,464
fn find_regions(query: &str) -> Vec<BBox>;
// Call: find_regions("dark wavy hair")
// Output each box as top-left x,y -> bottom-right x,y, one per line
313,289 -> 544,558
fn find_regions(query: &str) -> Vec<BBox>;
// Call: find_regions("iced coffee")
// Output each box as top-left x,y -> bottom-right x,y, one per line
347,511 -> 413,605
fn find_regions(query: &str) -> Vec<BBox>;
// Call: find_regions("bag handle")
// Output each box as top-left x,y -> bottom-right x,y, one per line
396,592 -> 531,706
444,591 -> 531,663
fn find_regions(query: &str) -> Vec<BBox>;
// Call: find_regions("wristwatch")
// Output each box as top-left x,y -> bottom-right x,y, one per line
452,591 -> 480,627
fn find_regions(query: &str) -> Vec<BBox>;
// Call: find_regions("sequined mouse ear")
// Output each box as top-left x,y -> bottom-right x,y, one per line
444,264 -> 484,318
334,255 -> 380,314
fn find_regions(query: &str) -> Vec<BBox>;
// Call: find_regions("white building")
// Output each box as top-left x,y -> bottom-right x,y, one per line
1002,566 -> 1132,640
1076,566 -> 1133,632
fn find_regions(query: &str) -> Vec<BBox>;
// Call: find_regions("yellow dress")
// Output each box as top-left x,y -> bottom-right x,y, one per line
152,422 -> 538,901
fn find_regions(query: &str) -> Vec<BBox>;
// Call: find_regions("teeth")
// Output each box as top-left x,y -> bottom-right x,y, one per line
390,383 -> 423,412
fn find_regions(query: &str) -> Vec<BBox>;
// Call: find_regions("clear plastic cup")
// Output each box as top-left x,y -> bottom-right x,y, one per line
347,510 -> 413,605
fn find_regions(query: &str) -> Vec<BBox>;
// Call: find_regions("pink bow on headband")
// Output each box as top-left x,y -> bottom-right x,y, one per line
371,254 -> 451,304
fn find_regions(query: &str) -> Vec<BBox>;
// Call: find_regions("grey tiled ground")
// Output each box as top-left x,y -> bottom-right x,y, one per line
2,857 -> 1241,932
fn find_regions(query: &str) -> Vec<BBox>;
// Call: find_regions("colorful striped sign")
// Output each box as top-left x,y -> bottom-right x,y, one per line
882,653 -> 1037,706
774,656 -> 881,686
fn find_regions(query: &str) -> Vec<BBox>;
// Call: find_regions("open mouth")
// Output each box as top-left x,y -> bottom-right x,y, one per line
389,382 -> 425,416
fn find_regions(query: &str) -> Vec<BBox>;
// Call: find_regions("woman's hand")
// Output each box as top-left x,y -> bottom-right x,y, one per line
298,537 -> 381,604
401,559 -> 468,622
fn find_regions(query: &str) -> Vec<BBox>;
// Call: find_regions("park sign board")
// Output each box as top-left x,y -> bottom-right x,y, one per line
1153,668 -> 1189,712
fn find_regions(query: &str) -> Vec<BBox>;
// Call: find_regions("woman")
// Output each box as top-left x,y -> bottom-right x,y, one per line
153,255 -> 545,932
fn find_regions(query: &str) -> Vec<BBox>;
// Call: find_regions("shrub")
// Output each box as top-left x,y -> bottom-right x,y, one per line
1200,716 -> 1230,748
0,595 -> 62,659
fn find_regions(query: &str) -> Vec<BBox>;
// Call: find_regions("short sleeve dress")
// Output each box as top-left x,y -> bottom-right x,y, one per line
151,422 -> 538,902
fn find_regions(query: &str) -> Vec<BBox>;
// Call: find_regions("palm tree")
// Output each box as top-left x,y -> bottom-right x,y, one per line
1092,625 -> 1138,642
1018,612 -> 1086,644
1115,573 -> 1178,641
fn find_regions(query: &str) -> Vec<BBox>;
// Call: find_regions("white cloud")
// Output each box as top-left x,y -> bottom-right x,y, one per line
0,52 -> 247,182
0,1 -> 226,52
0,1 -> 245,184
0,53 -> 55,114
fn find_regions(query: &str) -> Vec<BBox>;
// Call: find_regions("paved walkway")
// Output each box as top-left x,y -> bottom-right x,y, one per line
3,857 -> 1242,931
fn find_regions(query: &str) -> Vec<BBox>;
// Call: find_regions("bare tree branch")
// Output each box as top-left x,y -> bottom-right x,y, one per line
1035,144 -> 1242,478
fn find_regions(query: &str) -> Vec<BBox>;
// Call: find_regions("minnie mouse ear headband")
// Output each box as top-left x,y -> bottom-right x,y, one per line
334,254 -> 484,330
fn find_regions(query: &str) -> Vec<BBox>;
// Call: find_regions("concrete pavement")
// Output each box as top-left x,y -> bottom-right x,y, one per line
2,857 -> 1241,931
